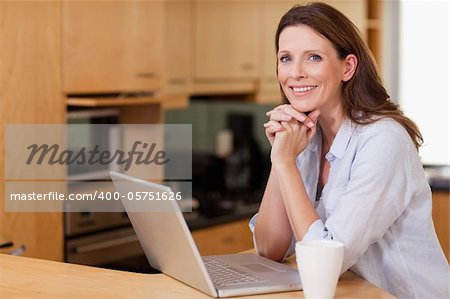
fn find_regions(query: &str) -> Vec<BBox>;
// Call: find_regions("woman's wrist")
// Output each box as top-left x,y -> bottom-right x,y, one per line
272,159 -> 298,173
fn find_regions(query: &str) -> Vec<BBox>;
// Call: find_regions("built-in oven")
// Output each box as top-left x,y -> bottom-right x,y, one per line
64,108 -> 159,273
64,210 -> 158,273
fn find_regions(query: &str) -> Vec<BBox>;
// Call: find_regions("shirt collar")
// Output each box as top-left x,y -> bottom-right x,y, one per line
328,117 -> 354,160
307,117 -> 354,159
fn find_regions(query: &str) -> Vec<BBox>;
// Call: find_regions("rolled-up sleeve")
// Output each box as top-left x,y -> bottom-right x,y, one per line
302,219 -> 329,240
248,214 -> 260,254
249,213 -> 296,261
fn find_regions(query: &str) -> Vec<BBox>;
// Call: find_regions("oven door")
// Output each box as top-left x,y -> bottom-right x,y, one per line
66,226 -> 157,273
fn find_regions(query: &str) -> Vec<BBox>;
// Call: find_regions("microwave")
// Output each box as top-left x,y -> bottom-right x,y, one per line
67,108 -> 121,181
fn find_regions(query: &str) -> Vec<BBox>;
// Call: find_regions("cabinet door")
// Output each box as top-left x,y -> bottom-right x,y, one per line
326,0 -> 367,36
191,219 -> 254,256
63,0 -> 164,93
257,1 -> 298,103
193,0 -> 259,82
164,0 -> 192,95
432,191 -> 449,262
0,1 -> 64,261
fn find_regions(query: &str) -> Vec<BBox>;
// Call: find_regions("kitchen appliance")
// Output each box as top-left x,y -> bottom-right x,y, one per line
65,109 -> 155,273
64,204 -> 156,273
67,108 -> 121,180
224,113 -> 265,195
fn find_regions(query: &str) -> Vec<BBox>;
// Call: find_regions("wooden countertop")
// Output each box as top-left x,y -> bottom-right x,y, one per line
0,254 -> 394,298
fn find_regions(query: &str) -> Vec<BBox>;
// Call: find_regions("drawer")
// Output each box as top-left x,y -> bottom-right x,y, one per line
191,219 -> 253,256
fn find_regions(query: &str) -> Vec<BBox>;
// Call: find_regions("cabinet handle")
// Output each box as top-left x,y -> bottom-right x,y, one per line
168,78 -> 187,85
135,72 -> 157,78
241,63 -> 254,71
72,235 -> 139,254
222,235 -> 238,244
0,241 -> 13,249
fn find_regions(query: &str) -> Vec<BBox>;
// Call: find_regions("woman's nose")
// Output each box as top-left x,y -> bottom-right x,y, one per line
290,62 -> 307,79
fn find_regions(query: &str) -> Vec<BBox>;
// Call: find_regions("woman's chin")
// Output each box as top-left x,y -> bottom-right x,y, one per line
289,102 -> 316,114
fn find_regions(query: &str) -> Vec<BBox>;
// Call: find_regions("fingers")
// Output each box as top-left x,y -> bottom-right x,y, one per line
280,118 -> 308,134
267,110 -> 293,122
266,105 -> 315,128
263,120 -> 283,133
308,109 -> 321,123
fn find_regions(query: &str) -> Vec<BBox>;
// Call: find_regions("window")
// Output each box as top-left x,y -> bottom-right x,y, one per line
398,1 -> 449,165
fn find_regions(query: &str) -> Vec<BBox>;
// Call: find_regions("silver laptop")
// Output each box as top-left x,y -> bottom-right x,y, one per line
110,171 -> 301,297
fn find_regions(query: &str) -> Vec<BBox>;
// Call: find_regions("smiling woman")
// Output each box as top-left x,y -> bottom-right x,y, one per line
251,3 -> 449,299
276,25 -> 357,117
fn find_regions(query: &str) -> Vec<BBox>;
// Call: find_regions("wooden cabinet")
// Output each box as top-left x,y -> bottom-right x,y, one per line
62,0 -> 373,101
0,1 -> 166,262
161,0 -> 192,109
432,191 -> 450,262
192,219 -> 254,256
0,1 -> 65,261
327,0 -> 367,31
367,0 -> 382,66
256,1 -> 298,103
163,0 -> 192,94
63,0 -> 164,93
192,0 -> 260,95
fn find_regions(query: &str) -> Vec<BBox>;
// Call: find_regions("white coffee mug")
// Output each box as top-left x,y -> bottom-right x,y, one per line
295,240 -> 344,299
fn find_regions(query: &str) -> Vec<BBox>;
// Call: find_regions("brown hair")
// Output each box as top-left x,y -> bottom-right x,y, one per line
275,2 -> 423,149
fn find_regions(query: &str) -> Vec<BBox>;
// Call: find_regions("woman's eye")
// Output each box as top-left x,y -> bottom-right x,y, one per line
309,54 -> 322,62
279,55 -> 291,63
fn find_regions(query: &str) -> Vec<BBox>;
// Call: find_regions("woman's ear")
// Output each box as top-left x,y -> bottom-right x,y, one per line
342,54 -> 358,82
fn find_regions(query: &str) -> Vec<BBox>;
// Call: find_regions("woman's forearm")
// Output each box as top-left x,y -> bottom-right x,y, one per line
273,162 -> 319,241
254,167 -> 293,261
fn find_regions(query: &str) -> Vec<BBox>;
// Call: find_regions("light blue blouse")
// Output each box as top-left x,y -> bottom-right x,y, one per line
249,117 -> 449,298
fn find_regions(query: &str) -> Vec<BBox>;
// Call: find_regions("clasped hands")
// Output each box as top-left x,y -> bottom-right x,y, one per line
264,105 -> 320,166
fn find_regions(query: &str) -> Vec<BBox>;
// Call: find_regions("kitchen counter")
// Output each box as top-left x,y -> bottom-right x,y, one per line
425,165 -> 450,191
0,253 -> 394,298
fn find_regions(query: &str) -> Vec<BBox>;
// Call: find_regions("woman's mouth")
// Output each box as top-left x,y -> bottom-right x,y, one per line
290,85 -> 318,95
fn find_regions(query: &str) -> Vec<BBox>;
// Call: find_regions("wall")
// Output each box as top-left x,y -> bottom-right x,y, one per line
165,100 -> 276,155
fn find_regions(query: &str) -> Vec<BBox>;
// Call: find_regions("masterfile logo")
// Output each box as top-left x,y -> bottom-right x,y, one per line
4,124 -> 193,212
5,124 -> 191,180
26,141 -> 170,171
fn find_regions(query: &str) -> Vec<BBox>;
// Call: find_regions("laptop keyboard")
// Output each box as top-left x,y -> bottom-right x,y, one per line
203,257 -> 266,287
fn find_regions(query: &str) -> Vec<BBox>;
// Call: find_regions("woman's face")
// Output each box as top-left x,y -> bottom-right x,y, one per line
277,25 -> 354,115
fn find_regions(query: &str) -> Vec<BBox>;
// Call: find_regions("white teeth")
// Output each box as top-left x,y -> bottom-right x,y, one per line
292,86 -> 316,92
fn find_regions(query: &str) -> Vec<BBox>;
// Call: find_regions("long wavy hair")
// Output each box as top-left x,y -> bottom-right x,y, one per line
275,2 -> 422,149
